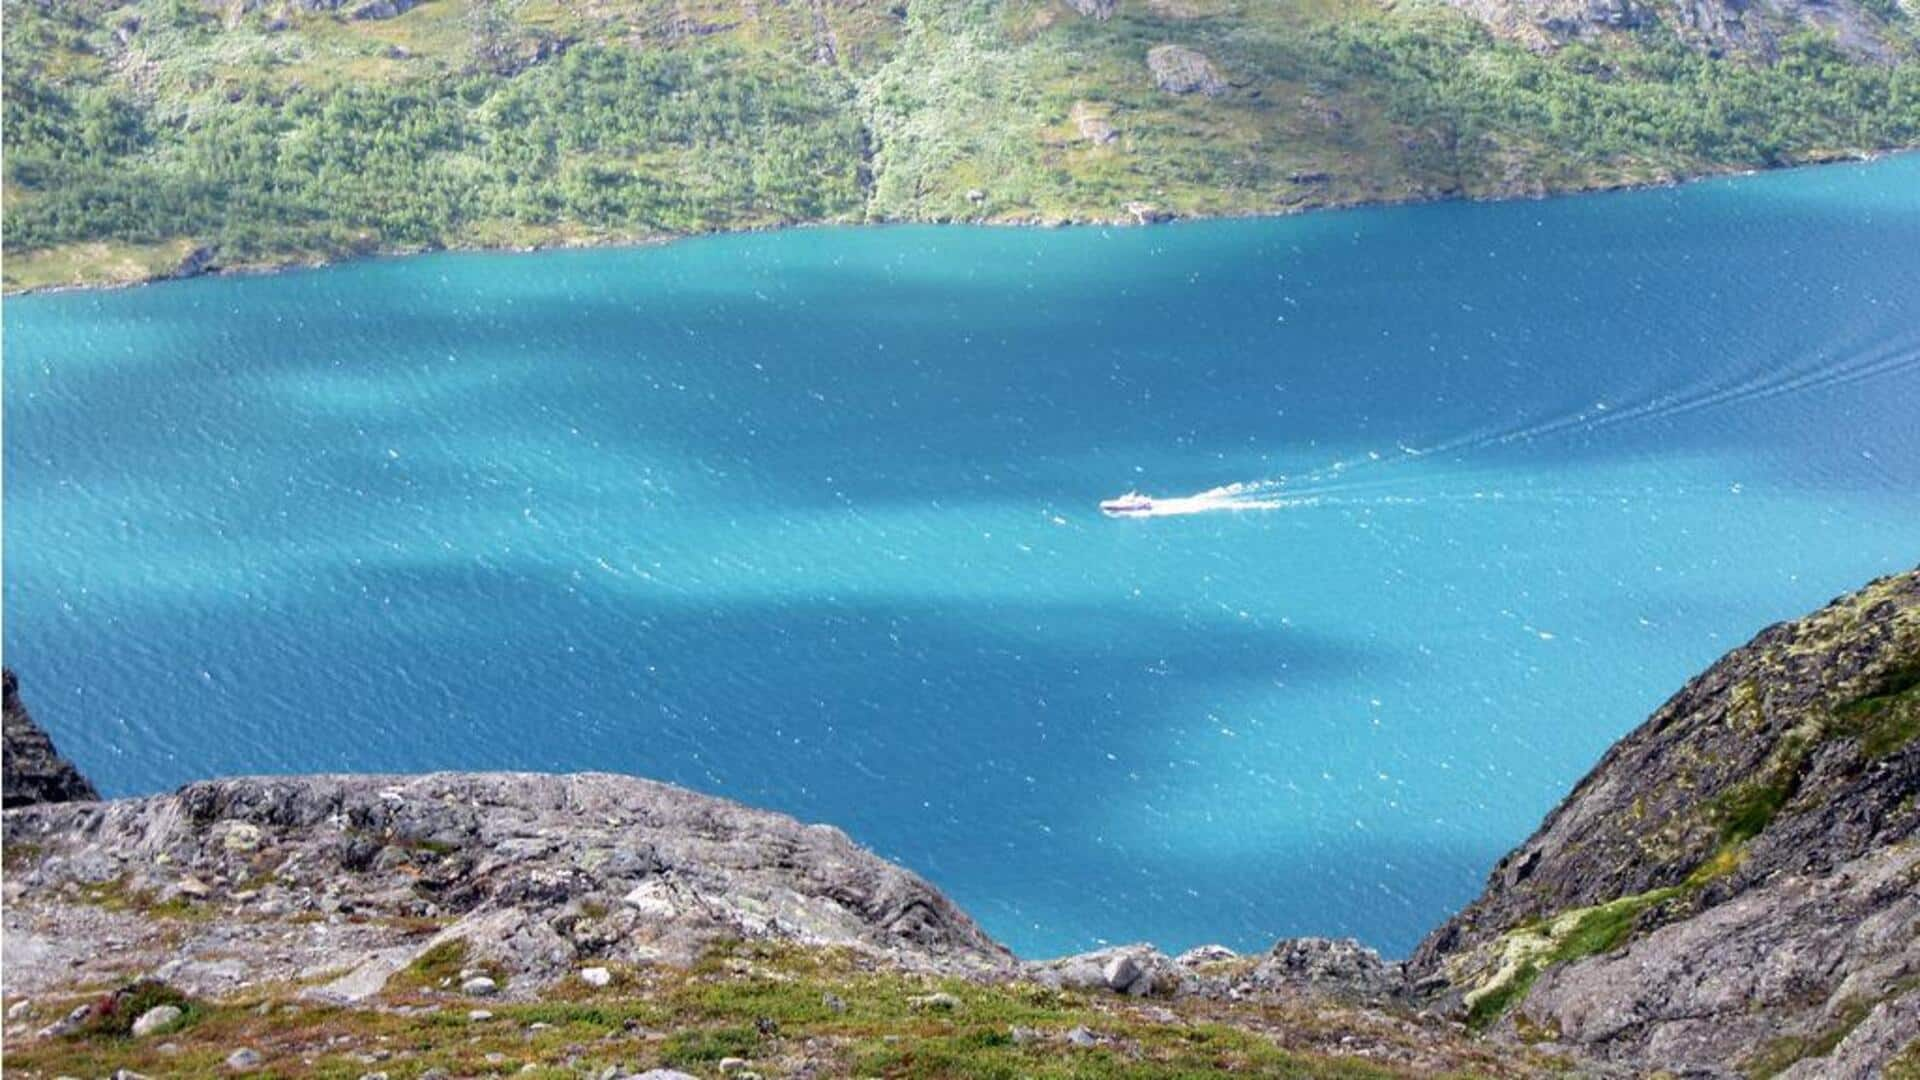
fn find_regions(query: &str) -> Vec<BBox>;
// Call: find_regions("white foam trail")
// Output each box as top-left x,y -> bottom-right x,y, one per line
1138,331 -> 1920,513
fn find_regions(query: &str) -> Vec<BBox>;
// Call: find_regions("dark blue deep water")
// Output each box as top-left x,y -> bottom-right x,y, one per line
7,156 -> 1918,959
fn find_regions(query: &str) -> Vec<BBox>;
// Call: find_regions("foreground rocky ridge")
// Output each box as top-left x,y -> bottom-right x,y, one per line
1414,568 -> 1920,1075
4,568 -> 1918,1077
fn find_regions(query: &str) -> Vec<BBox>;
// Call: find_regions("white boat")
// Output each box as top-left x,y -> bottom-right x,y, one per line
1100,491 -> 1154,516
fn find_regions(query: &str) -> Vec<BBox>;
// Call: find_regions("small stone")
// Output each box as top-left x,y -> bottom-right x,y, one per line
468,1009 -> 494,1021
1066,1025 -> 1103,1047
822,992 -> 847,1013
177,876 -> 213,899
357,1073 -> 390,1080
6,999 -> 31,1021
226,1047 -> 263,1070
1102,955 -> 1141,992
460,976 -> 499,996
484,1052 -> 506,1064
38,1003 -> 93,1038
578,966 -> 612,988
718,1059 -> 750,1073
631,1072 -> 700,1080
908,991 -> 961,1011
527,1021 -> 553,1031
1010,1025 -> 1044,1045
131,1004 -> 183,1037
159,1042 -> 182,1055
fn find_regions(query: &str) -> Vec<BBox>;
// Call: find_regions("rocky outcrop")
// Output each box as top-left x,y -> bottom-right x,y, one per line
2,669 -> 97,809
1413,568 -> 1920,1077
1443,0 -> 1905,59
1066,0 -> 1120,17
1069,100 -> 1118,144
3,772 -> 1010,999
1146,44 -> 1227,95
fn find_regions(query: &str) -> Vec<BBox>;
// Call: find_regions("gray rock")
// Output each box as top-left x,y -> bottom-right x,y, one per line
348,0 -> 417,19
1442,0 -> 1898,59
2,670 -> 98,809
4,772 -> 1012,998
1174,944 -> 1236,966
1030,944 -> 1182,997
225,1047 -> 262,1070
1070,102 -> 1117,145
1145,45 -> 1225,96
130,1004 -> 183,1037
1101,954 -> 1141,991
578,965 -> 611,987
1065,1025 -> 1105,1047
36,1002 -> 92,1038
460,975 -> 499,996
1250,938 -> 1405,1003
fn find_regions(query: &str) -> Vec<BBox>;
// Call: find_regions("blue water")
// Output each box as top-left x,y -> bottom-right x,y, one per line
6,157 -> 1919,959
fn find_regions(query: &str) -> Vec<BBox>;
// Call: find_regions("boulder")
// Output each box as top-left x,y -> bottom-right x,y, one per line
1029,944 -> 1183,996
1069,101 -> 1118,144
131,1005 -> 183,1037
1146,44 -> 1225,96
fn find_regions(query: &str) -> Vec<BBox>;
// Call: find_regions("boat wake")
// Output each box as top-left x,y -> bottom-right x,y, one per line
1110,330 -> 1919,519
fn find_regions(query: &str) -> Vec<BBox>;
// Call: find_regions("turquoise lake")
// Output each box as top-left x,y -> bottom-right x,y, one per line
6,156 -> 1918,959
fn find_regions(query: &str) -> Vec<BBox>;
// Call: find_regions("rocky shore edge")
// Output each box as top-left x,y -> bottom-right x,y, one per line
6,148 -> 1901,298
4,567 -> 1917,1078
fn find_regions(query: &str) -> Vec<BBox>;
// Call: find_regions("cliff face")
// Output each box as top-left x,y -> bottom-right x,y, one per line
2,668 -> 99,809
1413,568 -> 1920,1076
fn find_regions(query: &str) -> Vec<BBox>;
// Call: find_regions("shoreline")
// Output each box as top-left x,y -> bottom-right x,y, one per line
6,145 -> 1900,299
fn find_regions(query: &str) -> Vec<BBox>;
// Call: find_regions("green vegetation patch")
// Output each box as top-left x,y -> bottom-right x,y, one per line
4,939 -> 1542,1079
1466,886 -> 1683,1031
1833,666 -> 1920,759
389,935 -> 505,993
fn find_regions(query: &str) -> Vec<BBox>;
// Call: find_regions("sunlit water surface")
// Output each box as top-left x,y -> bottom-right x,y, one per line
7,155 -> 1918,958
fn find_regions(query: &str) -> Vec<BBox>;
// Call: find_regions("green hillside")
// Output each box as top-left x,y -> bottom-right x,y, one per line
5,0 -> 1918,290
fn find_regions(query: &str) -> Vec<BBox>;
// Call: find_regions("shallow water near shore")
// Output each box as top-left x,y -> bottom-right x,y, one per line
7,155 -> 1920,959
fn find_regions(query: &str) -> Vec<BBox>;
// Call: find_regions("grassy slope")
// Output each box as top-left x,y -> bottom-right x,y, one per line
4,0 -> 1920,290
3,941 -> 1558,1079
